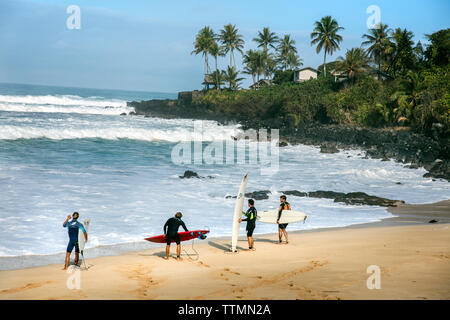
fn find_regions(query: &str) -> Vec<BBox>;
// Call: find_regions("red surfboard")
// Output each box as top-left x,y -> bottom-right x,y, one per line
144,230 -> 209,243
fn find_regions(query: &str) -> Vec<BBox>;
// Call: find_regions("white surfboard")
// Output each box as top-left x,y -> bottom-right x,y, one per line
257,210 -> 307,224
78,218 -> 90,252
231,173 -> 248,252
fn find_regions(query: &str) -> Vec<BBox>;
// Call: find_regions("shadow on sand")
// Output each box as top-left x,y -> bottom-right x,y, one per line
207,241 -> 249,252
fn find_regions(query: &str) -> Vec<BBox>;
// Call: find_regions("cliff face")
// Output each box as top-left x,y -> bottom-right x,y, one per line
127,93 -> 449,181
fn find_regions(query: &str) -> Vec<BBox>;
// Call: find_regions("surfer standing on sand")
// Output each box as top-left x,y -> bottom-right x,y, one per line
164,212 -> 188,261
239,199 -> 257,251
277,195 -> 290,244
62,212 -> 87,270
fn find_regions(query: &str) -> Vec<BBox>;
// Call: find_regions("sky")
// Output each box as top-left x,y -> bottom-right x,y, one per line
0,0 -> 448,93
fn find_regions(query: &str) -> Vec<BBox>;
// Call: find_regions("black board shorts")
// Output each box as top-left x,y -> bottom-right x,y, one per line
166,233 -> 180,245
278,223 -> 288,229
246,224 -> 255,237
66,239 -> 79,253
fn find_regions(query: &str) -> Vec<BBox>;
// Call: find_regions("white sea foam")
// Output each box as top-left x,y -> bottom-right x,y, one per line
0,94 -> 130,115
0,94 -> 126,107
0,122 -> 240,142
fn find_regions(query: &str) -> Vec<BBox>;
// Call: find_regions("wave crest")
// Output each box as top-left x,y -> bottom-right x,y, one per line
0,94 -> 130,115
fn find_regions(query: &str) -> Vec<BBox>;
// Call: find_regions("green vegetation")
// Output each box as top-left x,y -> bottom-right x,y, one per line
190,20 -> 449,137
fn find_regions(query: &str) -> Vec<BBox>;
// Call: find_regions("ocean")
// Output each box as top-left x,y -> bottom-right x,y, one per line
0,82 -> 449,269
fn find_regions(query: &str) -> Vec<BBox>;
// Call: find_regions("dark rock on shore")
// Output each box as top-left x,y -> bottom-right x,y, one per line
306,190 -> 404,207
423,159 -> 449,180
179,170 -> 199,179
225,189 -> 403,207
246,190 -> 271,200
333,192 -> 404,207
226,190 -> 271,200
308,190 -> 345,199
281,190 -> 308,197
179,170 -> 215,179
320,144 -> 339,154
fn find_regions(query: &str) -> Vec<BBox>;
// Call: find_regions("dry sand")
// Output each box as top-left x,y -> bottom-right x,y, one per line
0,200 -> 449,300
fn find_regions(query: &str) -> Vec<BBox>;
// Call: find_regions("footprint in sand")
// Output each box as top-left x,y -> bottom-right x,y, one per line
0,281 -> 54,295
197,261 -> 210,267
119,264 -> 158,297
223,268 -> 240,276
433,253 -> 449,260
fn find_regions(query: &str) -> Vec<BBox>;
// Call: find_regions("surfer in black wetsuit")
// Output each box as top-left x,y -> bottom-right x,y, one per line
239,199 -> 257,251
277,195 -> 290,244
164,212 -> 188,261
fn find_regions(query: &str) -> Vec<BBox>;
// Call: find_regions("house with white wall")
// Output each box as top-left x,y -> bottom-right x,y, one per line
293,67 -> 319,83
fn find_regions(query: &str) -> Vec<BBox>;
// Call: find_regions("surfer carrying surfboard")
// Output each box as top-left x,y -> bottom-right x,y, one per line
277,196 -> 290,244
163,212 -> 189,261
62,212 -> 87,270
238,199 -> 257,251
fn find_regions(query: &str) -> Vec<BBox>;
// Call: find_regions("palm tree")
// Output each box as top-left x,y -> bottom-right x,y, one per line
253,27 -> 279,53
335,48 -> 371,82
254,51 -> 267,81
391,70 -> 422,122
362,23 -> 392,76
310,16 -> 344,77
387,28 -> 415,76
208,41 -> 225,89
243,50 -> 266,83
287,51 -> 303,70
264,53 -> 277,79
210,69 -> 225,89
223,66 -> 244,90
243,49 -> 258,84
277,34 -> 298,71
219,24 -> 245,68
191,26 -> 216,74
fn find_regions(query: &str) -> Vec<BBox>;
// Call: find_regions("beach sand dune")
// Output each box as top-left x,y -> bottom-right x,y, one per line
0,201 -> 449,300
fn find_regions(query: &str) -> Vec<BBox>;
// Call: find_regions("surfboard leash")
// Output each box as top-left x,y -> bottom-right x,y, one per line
80,251 -> 92,270
181,239 -> 200,261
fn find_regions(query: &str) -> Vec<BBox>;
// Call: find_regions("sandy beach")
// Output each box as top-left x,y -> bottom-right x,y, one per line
0,200 -> 449,300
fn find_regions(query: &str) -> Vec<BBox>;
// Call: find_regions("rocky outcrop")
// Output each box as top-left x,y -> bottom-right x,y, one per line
179,170 -> 200,179
179,170 -> 215,179
226,189 -> 404,207
226,190 -> 271,200
307,191 -> 405,207
320,144 -> 339,154
423,159 -> 450,180
281,190 -> 308,197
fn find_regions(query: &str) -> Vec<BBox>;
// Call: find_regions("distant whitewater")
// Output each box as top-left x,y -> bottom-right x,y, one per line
0,82 -> 449,262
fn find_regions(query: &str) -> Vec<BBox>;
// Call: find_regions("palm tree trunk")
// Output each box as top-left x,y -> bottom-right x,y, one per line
206,54 -> 210,74
378,61 -> 381,80
323,51 -> 327,78
215,56 -> 219,90
232,50 -> 236,69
